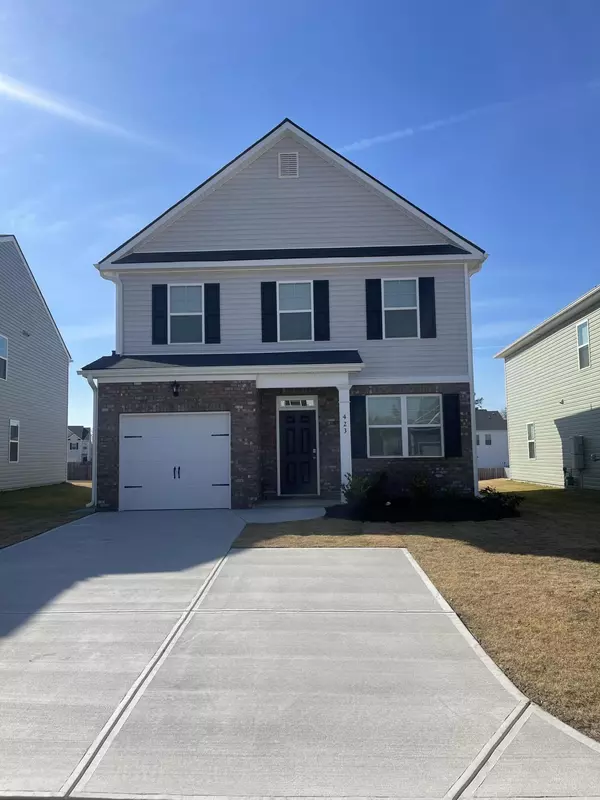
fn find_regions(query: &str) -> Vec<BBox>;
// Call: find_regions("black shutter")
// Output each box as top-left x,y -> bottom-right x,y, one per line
313,280 -> 330,341
204,283 -> 221,344
151,284 -> 168,345
419,277 -> 437,338
365,279 -> 383,340
443,393 -> 462,457
350,395 -> 367,459
261,282 -> 277,343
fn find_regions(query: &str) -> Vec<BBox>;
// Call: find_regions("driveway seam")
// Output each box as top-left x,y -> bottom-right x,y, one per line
58,554 -> 231,798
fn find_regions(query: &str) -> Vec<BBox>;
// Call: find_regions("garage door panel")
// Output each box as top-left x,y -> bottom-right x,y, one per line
119,414 -> 231,511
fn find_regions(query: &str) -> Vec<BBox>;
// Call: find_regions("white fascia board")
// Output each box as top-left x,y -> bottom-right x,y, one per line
351,375 -> 470,385
78,362 -> 364,382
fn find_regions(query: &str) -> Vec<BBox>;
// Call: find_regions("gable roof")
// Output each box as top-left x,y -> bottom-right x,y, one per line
476,410 -> 507,431
98,118 -> 485,267
68,426 -> 90,440
0,235 -> 71,360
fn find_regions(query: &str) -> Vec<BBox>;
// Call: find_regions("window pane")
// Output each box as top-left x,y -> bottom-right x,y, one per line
0,336 -> 6,358
369,427 -> 403,457
368,396 -> 402,425
9,442 -> 18,462
384,309 -> 418,338
406,395 -> 440,425
528,441 -> 536,459
485,434 -> 492,445
383,279 -> 417,308
10,424 -> 19,441
0,358 -> 6,380
527,424 -> 535,440
170,314 -> 203,343
579,344 -> 590,369
476,434 -> 480,445
279,282 -> 311,311
170,285 -> 203,314
279,311 -> 312,340
577,322 -> 589,347
408,427 -> 442,456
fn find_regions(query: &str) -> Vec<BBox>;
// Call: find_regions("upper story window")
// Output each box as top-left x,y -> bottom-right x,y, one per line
0,335 -> 7,380
9,419 -> 19,463
382,279 -> 418,338
278,282 -> 313,341
70,442 -> 79,450
485,433 -> 492,445
367,394 -> 442,458
476,434 -> 480,446
169,285 -> 203,344
577,320 -> 590,369
527,423 -> 536,459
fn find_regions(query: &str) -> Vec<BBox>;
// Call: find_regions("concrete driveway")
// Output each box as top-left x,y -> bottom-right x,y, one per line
1,512 -> 600,799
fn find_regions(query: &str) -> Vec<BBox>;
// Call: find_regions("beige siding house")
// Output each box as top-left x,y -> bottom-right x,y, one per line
0,236 -> 70,490
497,286 -> 600,489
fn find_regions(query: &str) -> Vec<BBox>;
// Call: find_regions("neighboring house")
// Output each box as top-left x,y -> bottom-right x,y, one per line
67,426 -> 92,464
0,235 -> 70,490
475,409 -> 508,469
497,286 -> 600,489
80,119 -> 486,511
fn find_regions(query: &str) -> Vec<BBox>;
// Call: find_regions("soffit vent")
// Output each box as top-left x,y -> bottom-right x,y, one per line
278,152 -> 299,178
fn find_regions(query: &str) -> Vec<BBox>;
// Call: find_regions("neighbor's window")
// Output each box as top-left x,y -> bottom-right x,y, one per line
367,394 -> 442,458
527,423 -> 536,459
169,285 -> 203,343
577,320 -> 590,369
476,434 -> 480,446
485,434 -> 492,446
278,282 -> 312,341
9,419 -> 19,463
382,279 -> 418,338
70,442 -> 79,450
0,335 -> 7,380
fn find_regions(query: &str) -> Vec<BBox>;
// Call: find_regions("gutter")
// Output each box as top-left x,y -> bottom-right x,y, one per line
86,376 -> 98,508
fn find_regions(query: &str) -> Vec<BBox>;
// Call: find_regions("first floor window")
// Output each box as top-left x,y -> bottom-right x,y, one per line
485,433 -> 492,445
577,320 -> 590,369
169,285 -> 203,343
476,434 -> 480,446
9,419 -> 19,463
527,423 -> 536,459
382,279 -> 418,338
70,442 -> 79,450
278,282 -> 312,341
367,394 -> 442,458
0,334 -> 7,380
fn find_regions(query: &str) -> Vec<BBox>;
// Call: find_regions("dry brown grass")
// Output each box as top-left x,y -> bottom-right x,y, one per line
235,479 -> 600,740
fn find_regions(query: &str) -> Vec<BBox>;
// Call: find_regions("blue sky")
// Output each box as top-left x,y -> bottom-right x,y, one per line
1,0 -> 599,425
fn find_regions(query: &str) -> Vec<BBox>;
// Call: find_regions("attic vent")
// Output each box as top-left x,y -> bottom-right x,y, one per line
278,152 -> 299,178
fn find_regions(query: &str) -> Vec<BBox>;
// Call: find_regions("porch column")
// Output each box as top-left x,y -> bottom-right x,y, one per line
337,385 -> 352,498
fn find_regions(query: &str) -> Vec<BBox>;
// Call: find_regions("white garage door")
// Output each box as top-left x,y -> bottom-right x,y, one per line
119,413 -> 231,511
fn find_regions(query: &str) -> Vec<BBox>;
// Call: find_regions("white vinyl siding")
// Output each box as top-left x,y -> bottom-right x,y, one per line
0,239 -> 68,489
476,429 -> 509,469
505,304 -> 600,489
129,136 -> 451,254
121,263 -> 469,380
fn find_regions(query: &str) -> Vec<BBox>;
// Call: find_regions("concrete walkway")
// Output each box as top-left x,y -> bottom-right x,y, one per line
1,513 -> 599,799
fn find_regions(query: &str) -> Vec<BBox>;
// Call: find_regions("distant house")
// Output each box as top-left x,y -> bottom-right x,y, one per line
497,286 -> 600,489
476,409 -> 508,470
67,426 -> 92,464
0,235 -> 70,490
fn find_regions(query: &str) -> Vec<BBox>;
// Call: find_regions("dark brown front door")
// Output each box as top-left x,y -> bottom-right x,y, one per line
279,410 -> 318,495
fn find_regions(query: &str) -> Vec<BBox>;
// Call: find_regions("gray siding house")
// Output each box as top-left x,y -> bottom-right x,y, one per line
80,119 -> 486,510
0,236 -> 70,490
497,286 -> 600,489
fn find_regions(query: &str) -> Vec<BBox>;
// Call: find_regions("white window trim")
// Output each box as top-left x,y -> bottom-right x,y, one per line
576,318 -> 590,370
167,283 -> 204,345
476,433 -> 480,446
9,418 -> 19,464
366,394 -> 444,459
381,278 -> 420,339
278,151 -> 299,178
527,422 -> 536,460
276,280 -> 314,343
70,442 -> 79,450
485,433 -> 492,446
0,334 -> 7,380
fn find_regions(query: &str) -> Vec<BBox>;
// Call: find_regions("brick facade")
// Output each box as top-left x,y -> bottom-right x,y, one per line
96,381 -> 260,509
259,388 -> 341,497
350,383 -> 474,494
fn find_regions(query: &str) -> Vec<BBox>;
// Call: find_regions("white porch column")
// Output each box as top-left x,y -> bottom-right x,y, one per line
337,385 -> 352,498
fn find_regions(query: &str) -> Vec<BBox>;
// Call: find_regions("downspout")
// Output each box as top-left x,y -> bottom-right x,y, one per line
464,263 -> 479,495
86,376 -> 98,508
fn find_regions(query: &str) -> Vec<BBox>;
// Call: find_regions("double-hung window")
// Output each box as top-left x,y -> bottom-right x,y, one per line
367,394 -> 443,458
70,442 -> 79,450
278,282 -> 313,341
169,285 -> 204,343
527,423 -> 536,459
382,279 -> 419,338
9,419 -> 19,463
577,320 -> 590,369
485,434 -> 492,446
0,335 -> 7,380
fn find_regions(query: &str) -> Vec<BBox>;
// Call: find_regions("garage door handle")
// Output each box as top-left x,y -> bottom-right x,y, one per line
177,466 -> 180,479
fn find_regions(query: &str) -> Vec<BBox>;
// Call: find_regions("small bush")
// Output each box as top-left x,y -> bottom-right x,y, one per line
341,473 -> 374,505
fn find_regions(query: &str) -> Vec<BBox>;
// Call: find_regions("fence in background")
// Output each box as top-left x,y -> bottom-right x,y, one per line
478,467 -> 508,481
67,462 -> 92,481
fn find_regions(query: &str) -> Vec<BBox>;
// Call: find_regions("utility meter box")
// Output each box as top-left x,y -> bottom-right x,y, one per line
571,435 -> 585,470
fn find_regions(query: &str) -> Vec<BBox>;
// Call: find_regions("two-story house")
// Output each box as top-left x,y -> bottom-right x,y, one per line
67,426 -> 92,464
80,120 -> 486,511
0,235 -> 70,490
497,286 -> 600,489
475,409 -> 508,471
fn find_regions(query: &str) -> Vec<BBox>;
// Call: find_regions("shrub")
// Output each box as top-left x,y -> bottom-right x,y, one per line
341,473 -> 374,505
